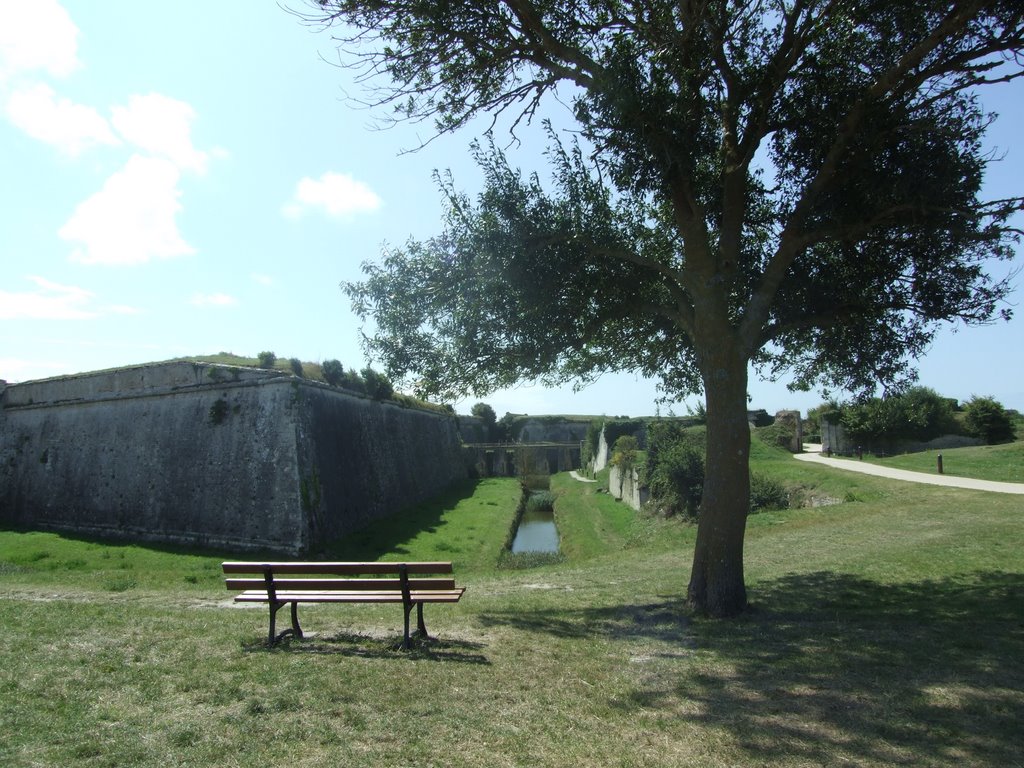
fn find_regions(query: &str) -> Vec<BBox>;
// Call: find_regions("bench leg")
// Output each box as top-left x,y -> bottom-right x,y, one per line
417,602 -> 428,638
400,602 -> 429,650
268,601 -> 281,646
267,601 -> 303,646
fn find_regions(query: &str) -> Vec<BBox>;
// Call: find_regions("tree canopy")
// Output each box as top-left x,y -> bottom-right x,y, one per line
307,0 -> 1023,616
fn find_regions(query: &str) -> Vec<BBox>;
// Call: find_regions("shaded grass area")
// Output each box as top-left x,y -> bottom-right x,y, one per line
857,440 -> 1024,483
320,477 -> 522,572
1,458 -> 1023,766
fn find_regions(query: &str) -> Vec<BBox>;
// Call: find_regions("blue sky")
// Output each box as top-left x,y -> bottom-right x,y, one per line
1,1 -> 1021,417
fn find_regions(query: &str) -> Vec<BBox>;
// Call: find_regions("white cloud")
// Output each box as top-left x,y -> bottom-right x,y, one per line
0,276 -> 97,320
59,154 -> 195,265
111,93 -> 208,173
6,82 -> 119,155
251,273 -> 274,286
283,172 -> 382,219
0,0 -> 80,82
189,293 -> 238,307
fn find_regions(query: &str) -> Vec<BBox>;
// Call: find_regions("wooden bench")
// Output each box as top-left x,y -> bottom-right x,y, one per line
222,561 -> 465,648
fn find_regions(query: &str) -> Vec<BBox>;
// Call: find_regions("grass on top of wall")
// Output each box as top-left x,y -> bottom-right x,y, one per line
1,454 -> 1023,767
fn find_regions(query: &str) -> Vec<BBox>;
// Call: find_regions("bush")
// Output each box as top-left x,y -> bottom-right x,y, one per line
839,386 -> 959,448
750,472 -> 788,513
340,368 -> 366,393
610,435 -> 639,473
644,422 -> 704,517
360,367 -> 394,400
963,396 -> 1016,444
288,357 -> 304,377
321,359 -> 344,386
257,350 -> 277,369
900,387 -> 959,441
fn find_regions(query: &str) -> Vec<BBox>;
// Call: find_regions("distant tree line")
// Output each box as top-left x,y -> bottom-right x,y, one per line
810,388 -> 1016,449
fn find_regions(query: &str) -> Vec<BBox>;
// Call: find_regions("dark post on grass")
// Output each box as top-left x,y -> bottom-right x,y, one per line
937,454 -> 944,475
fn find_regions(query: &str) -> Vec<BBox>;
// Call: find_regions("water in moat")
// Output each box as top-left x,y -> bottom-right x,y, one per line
510,490 -> 559,554
510,507 -> 559,553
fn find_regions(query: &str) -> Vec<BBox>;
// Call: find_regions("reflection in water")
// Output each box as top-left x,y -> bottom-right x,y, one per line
511,507 -> 559,553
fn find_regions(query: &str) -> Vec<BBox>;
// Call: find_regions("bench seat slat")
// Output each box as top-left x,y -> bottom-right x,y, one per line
232,589 -> 464,603
225,577 -> 457,592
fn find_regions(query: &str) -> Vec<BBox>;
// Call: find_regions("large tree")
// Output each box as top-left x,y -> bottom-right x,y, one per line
308,0 -> 1023,615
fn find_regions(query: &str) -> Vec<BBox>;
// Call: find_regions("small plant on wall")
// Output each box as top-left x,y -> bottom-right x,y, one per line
209,397 -> 229,425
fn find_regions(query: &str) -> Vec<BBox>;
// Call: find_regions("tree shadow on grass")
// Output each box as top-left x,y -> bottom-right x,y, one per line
477,600 -> 690,645
479,570 -> 1024,766
242,631 -> 490,665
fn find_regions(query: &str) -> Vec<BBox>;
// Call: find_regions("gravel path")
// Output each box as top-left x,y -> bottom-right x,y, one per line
793,451 -> 1024,495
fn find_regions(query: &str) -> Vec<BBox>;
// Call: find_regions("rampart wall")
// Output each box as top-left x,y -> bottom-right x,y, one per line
0,362 -> 467,555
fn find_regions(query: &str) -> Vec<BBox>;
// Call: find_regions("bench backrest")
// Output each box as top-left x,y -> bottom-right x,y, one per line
223,562 -> 454,576
222,561 -> 457,594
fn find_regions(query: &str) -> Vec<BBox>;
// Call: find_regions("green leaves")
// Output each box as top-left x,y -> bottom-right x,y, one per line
324,1 -> 1022,403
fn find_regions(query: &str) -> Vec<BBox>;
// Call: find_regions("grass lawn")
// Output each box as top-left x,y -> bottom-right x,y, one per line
856,440 -> 1024,484
1,450 -> 1022,767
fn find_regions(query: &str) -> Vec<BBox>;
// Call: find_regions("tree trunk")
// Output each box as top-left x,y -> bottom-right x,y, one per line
687,351 -> 751,616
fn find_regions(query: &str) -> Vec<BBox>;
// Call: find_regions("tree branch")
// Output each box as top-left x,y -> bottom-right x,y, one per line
739,0 -> 991,355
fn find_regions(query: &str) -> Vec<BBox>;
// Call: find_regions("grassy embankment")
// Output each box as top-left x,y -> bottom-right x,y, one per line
1,441 -> 1022,767
854,439 -> 1024,483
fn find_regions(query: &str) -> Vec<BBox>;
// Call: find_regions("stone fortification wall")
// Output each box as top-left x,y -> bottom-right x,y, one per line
608,465 -> 648,511
463,444 -> 581,478
456,415 -> 489,443
0,362 -> 466,555
516,418 -> 591,443
295,387 -> 467,546
592,428 -> 611,473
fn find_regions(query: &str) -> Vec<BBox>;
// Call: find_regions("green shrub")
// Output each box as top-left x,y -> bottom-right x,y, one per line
749,472 -> 788,513
340,367 -> 366,393
900,387 -> 959,440
837,386 -> 959,448
360,367 -> 393,400
257,350 -> 277,369
321,359 -> 344,386
644,422 -> 704,517
208,398 -> 229,425
611,435 -> 639,473
288,358 -> 304,377
964,395 -> 1016,444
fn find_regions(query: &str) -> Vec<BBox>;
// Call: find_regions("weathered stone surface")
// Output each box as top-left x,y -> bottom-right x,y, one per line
774,410 -> 803,453
517,418 -> 591,443
0,362 -> 467,555
608,465 -> 648,511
